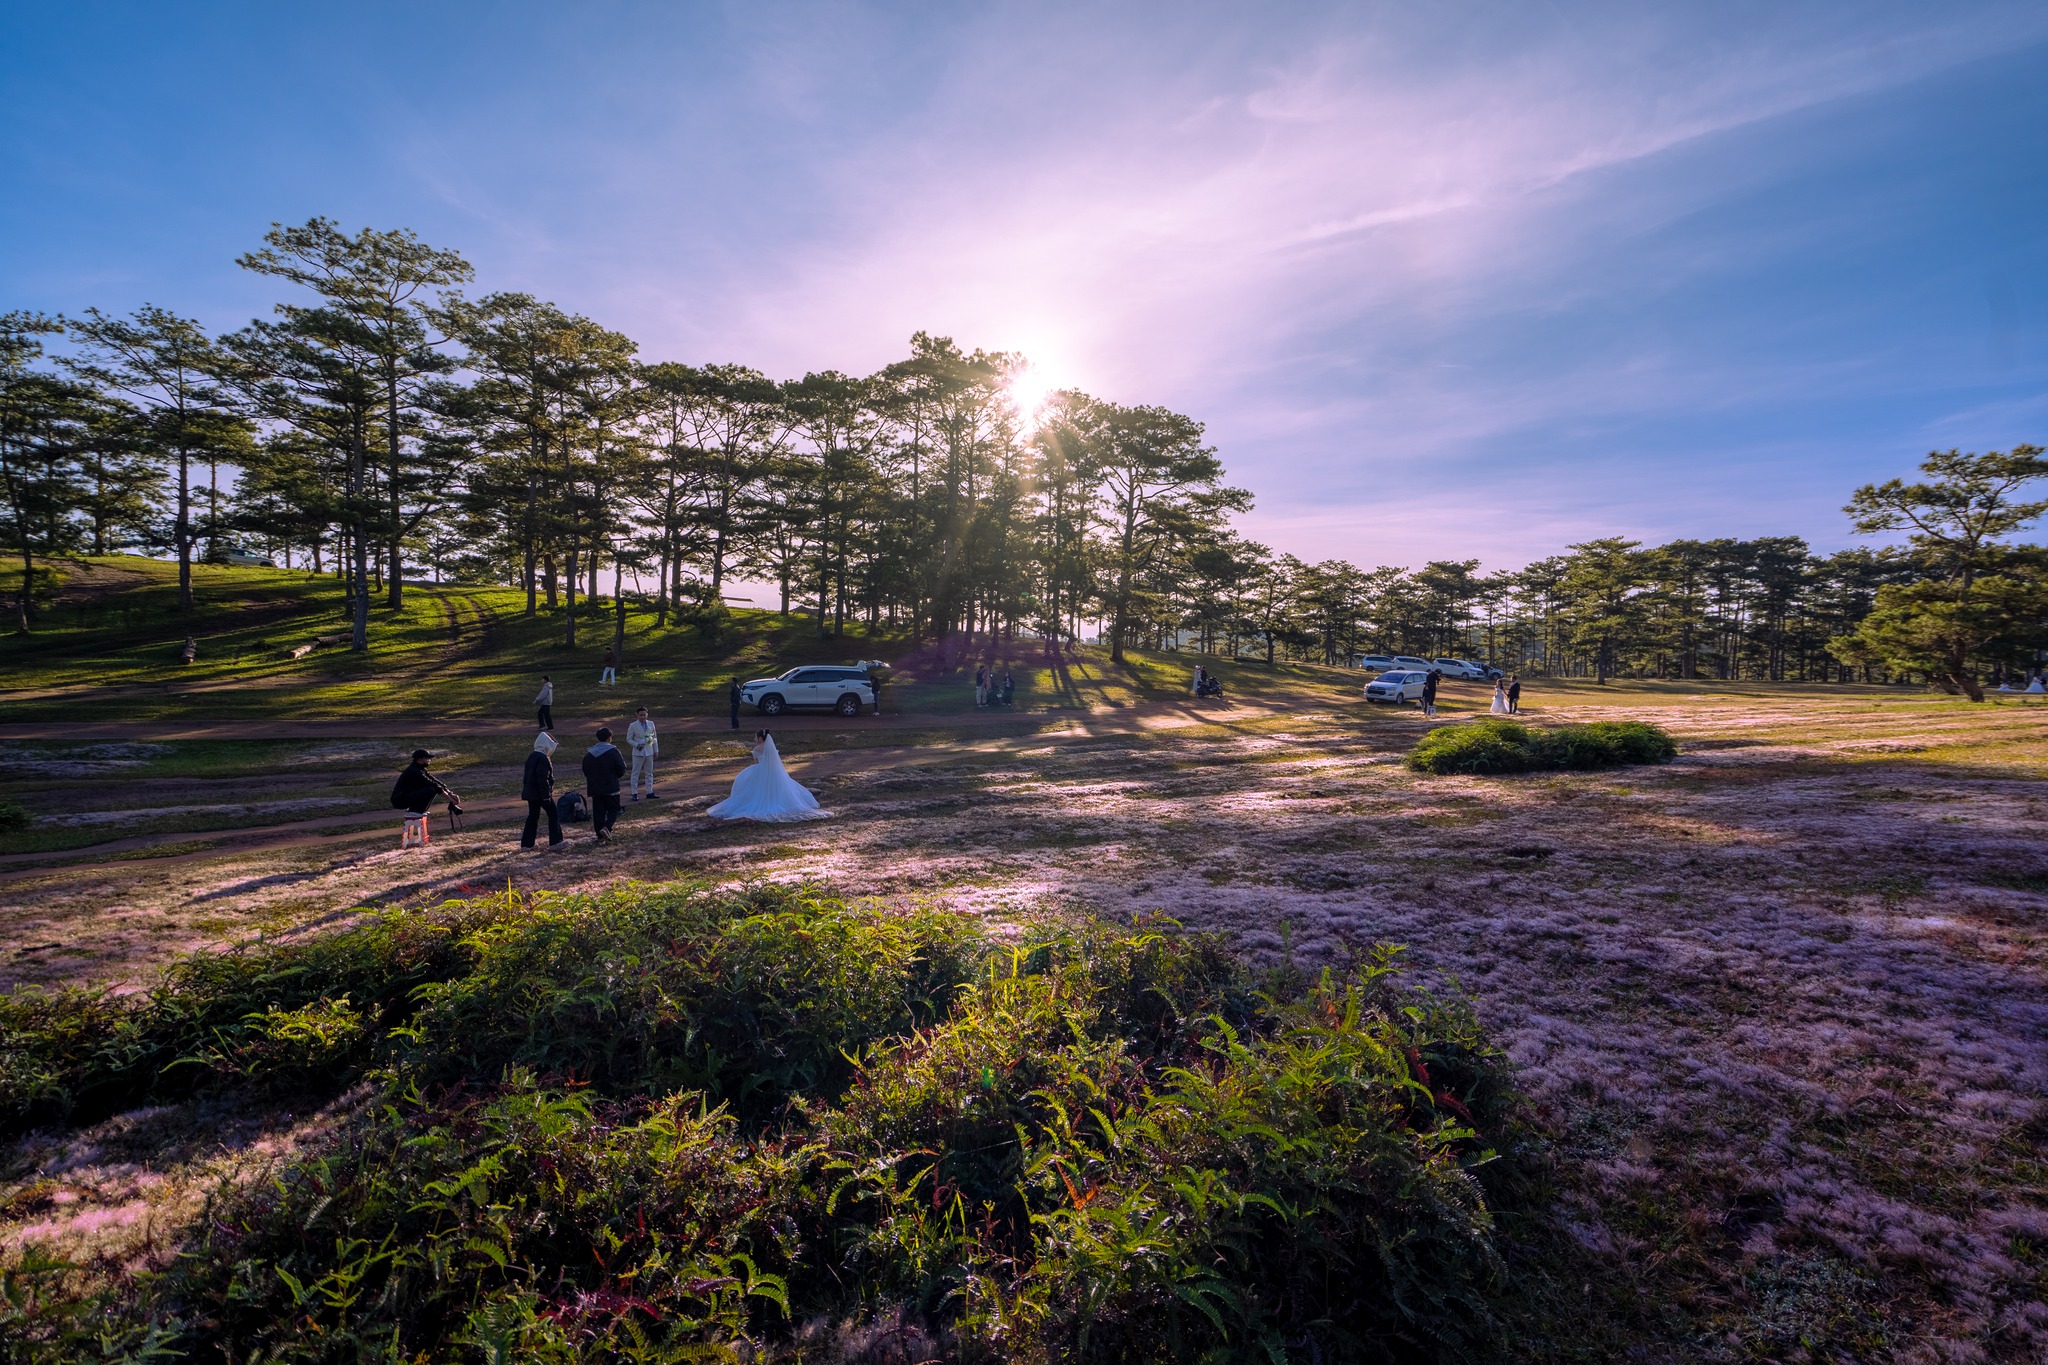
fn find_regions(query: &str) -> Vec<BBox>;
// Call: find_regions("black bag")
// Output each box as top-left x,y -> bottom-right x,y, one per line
556,791 -> 588,824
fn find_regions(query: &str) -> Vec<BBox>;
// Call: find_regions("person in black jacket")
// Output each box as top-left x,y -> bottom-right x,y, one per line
1421,669 -> 1441,717
391,749 -> 459,815
728,677 -> 742,730
520,732 -> 562,848
582,726 -> 627,844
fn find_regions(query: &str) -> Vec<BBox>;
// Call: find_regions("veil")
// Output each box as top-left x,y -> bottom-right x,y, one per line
759,734 -> 788,778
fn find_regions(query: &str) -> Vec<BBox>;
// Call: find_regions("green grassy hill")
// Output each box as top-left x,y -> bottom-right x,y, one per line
0,556 -> 1369,722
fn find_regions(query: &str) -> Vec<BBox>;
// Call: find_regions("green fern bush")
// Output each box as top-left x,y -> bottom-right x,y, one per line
1,883 -> 1534,1365
1406,719 -> 1676,775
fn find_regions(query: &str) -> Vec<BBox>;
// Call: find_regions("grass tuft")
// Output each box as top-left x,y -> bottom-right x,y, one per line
0,883 -> 1533,1364
1406,719 -> 1677,775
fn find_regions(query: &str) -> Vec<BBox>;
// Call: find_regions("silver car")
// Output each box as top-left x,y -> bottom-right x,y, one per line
1363,670 -> 1430,705
740,666 -> 876,717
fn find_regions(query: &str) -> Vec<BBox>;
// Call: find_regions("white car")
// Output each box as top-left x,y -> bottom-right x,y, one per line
1357,653 -> 1398,671
1430,657 -> 1497,681
1392,655 -> 1433,670
1363,670 -> 1431,705
224,548 -> 275,568
740,666 -> 877,717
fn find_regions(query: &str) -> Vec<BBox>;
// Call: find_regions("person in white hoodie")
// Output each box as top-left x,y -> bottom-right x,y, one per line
534,675 -> 555,730
626,706 -> 659,801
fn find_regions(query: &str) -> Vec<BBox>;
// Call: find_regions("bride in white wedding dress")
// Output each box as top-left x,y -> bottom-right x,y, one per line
707,731 -> 831,822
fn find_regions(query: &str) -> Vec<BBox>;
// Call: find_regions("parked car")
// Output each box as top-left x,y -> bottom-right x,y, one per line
1430,657 -> 1501,681
224,547 -> 275,568
1358,654 -> 1435,672
1363,670 -> 1431,705
740,666 -> 877,717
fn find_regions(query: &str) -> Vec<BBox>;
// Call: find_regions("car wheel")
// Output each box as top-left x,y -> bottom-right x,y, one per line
759,694 -> 786,716
835,693 -> 861,717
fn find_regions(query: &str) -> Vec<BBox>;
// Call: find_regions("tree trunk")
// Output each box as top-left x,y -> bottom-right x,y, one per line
349,429 -> 370,651
176,449 -> 193,614
387,374 -> 405,611
612,560 -> 626,665
565,540 -> 578,649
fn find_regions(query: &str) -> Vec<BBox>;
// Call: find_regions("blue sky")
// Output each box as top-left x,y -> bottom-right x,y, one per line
4,1 -> 2046,569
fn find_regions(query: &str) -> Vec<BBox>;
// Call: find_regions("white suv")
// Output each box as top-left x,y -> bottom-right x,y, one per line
741,666 -> 877,717
1363,670 -> 1431,705
1430,658 -> 1497,681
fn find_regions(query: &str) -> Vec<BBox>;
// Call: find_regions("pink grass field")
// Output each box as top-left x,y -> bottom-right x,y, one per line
4,683 -> 2045,1360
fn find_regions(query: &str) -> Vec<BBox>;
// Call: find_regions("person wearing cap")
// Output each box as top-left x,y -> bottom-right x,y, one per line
626,706 -> 658,801
391,749 -> 458,815
521,732 -> 563,848
582,726 -> 627,844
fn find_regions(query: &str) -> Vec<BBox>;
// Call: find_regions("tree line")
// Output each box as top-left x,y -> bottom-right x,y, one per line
2,218 -> 2043,698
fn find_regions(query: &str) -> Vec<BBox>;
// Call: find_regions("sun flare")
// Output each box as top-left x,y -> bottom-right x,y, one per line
1005,357 -> 1068,430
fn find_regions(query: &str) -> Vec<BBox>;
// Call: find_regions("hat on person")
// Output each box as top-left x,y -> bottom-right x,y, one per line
411,749 -> 432,761
532,733 -> 558,754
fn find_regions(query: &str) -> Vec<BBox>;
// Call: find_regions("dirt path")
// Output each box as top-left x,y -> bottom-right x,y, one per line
0,696 -> 1305,742
0,719 -> 1284,881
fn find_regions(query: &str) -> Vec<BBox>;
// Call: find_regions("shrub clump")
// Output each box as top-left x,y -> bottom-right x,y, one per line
1406,718 -> 1677,775
1,883 -> 1535,1365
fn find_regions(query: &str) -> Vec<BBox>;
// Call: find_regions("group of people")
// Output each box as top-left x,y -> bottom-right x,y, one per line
1489,674 -> 1524,715
1404,668 -> 1522,718
974,664 -> 1015,707
514,708 -> 657,848
393,679 -> 829,852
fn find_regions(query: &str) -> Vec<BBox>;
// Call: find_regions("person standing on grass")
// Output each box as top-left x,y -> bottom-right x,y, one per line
728,677 -> 742,729
520,732 -> 562,848
534,675 -> 554,730
627,706 -> 659,801
1422,669 -> 1440,718
582,726 -> 626,844
1507,675 -> 1522,713
974,663 -> 988,708
600,647 -> 617,686
1490,678 -> 1511,715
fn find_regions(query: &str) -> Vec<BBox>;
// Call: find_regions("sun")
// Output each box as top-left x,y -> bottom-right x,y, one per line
1004,355 -> 1069,430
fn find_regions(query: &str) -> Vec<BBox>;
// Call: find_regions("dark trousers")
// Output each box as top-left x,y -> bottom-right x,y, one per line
538,704 -> 553,730
729,702 -> 740,730
521,799 -> 562,846
591,793 -> 621,837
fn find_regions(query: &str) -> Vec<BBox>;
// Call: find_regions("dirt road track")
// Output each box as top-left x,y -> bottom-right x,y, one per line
0,711 -> 1339,884
0,697 -> 1307,743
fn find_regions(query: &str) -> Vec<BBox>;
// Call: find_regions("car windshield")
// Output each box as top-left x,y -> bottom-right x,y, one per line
778,668 -> 806,681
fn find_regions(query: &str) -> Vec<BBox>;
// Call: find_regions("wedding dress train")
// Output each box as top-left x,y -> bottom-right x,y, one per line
707,735 -> 831,821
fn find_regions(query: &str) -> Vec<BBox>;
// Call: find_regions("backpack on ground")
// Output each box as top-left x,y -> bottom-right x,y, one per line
556,790 -> 588,824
